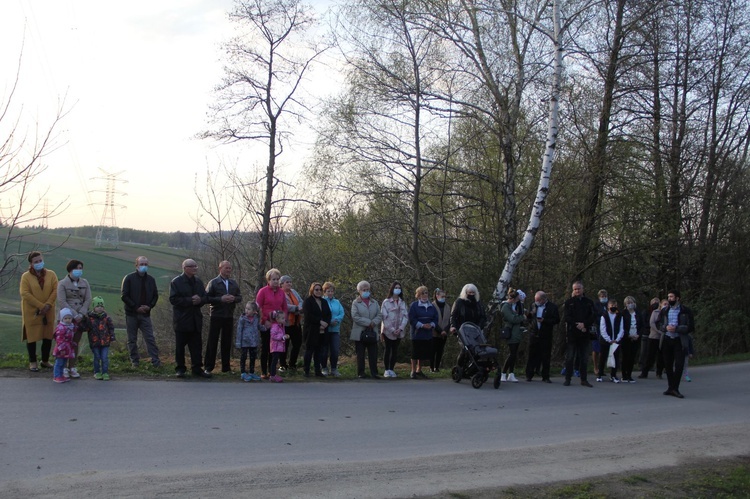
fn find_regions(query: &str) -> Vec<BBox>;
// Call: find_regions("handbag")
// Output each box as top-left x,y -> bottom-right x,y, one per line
360,326 -> 377,344
500,326 -> 512,340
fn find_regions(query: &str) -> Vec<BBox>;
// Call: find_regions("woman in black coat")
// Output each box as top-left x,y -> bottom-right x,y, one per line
302,282 -> 331,377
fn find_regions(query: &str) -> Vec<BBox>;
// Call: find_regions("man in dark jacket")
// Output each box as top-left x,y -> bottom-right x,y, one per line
525,291 -> 560,382
204,260 -> 242,373
563,281 -> 596,387
169,258 -> 210,378
121,256 -> 161,368
657,290 -> 694,398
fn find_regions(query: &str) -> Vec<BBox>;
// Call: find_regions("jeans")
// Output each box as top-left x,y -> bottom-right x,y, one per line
383,337 -> 400,371
54,357 -> 67,378
565,338 -> 590,381
320,332 -> 340,370
92,346 -> 110,374
662,335 -> 686,392
204,316 -> 233,372
126,314 -> 161,366
240,347 -> 258,374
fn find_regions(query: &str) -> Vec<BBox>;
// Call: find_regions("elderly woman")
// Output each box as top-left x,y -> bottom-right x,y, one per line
430,288 -> 450,372
255,268 -> 288,379
57,259 -> 92,379
449,283 -> 487,333
350,280 -> 382,379
20,251 -> 58,372
408,286 -> 438,379
321,281 -> 345,377
500,288 -> 525,383
302,282 -> 331,377
380,281 -> 408,378
279,275 -> 303,371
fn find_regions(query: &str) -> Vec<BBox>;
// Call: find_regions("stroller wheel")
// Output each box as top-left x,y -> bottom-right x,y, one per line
452,366 -> 463,383
482,372 -> 489,383
471,373 -> 484,389
493,374 -> 501,389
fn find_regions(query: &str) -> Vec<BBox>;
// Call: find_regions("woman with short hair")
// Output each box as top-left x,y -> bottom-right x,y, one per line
20,251 -> 58,372
57,259 -> 92,378
321,282 -> 345,377
256,268 -> 287,379
430,288 -> 450,373
408,286 -> 438,379
350,281 -> 382,378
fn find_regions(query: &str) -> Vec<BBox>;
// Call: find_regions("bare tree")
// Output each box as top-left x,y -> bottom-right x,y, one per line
0,48 -> 69,290
201,0 -> 328,290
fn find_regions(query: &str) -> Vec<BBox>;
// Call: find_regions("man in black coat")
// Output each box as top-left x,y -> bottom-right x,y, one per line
169,258 -> 210,378
657,290 -> 695,398
121,255 -> 161,368
563,281 -> 596,387
525,291 -> 560,382
204,260 -> 242,373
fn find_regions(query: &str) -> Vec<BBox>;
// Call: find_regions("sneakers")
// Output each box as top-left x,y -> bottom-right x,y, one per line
684,375 -> 692,382
271,375 -> 283,383
94,372 -> 103,380
508,373 -> 519,383
250,373 -> 261,381
331,369 -> 341,377
596,377 -> 603,382
500,373 -> 508,382
63,368 -> 70,379
321,368 -> 329,376
574,370 -> 580,378
70,367 -> 81,378
610,376 -> 621,383
627,378 -> 636,383
102,373 -> 110,381
384,370 -> 393,378
560,367 -> 567,375
241,373 -> 251,382
53,376 -> 69,383
410,372 -> 417,379
261,374 -> 270,380
277,366 -> 286,373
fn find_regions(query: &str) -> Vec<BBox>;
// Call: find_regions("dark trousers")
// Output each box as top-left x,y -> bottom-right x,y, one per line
204,316 -> 234,372
239,347 -> 257,374
383,337 -> 400,371
27,339 -> 52,363
282,323 -> 302,368
526,337 -> 552,380
356,340 -> 378,376
260,329 -> 270,375
662,335 -> 686,392
270,351 -> 282,376
430,335 -> 447,370
620,338 -> 639,380
502,342 -> 520,373
641,338 -> 664,377
565,338 -> 589,381
175,329 -> 203,374
598,341 -> 620,378
303,343 -> 323,375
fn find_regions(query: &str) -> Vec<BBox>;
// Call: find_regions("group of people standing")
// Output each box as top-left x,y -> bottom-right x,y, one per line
19,250 -> 695,396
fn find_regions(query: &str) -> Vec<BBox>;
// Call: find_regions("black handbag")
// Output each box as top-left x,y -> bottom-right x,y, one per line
500,326 -> 512,340
360,326 -> 378,343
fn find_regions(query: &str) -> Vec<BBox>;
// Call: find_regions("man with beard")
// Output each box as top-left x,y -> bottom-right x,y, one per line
657,290 -> 694,398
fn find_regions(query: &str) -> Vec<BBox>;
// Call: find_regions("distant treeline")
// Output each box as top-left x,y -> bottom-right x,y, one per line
48,226 -> 203,250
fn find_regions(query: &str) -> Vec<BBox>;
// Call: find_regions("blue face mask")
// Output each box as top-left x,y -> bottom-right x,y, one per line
361,291 -> 370,299
71,269 -> 83,278
393,288 -> 401,296
437,298 -> 445,304
138,265 -> 149,274
33,261 -> 45,272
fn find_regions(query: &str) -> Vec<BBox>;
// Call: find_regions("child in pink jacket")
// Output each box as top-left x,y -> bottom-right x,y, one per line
269,311 -> 289,382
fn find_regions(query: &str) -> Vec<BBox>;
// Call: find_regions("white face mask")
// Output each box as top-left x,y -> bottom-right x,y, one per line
393,288 -> 401,296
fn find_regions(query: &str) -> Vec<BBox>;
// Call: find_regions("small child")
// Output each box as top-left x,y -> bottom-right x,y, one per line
269,310 -> 289,383
236,301 -> 261,381
53,308 -> 76,383
87,296 -> 116,380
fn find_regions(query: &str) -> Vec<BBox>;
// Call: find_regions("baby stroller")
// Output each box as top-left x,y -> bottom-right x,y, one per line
451,322 -> 501,389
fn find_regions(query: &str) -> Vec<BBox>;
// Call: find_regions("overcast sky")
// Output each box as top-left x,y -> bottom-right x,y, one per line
2,0 -> 332,233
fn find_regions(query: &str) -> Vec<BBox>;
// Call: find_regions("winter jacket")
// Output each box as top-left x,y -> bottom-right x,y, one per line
236,314 -> 260,349
381,297 -> 408,340
20,269 -> 58,343
409,300 -> 439,341
449,297 -> 487,331
501,301 -> 525,344
121,271 -> 158,316
56,275 -> 92,322
350,297 -> 382,342
324,296 -> 345,333
53,322 -> 76,359
270,323 -> 286,353
87,311 -> 115,348
564,295 -> 596,342
169,273 -> 207,333
303,295 -> 331,348
205,275 -> 242,319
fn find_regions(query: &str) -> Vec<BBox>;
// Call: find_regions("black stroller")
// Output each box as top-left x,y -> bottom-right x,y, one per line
451,322 -> 501,389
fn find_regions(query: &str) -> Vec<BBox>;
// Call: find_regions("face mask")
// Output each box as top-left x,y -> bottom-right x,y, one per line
393,289 -> 401,296
600,298 -> 608,304
33,261 -> 45,272
138,265 -> 149,274
437,298 -> 445,304
535,301 -> 542,307
361,291 -> 370,299
609,307 -> 618,313
668,299 -> 677,307
627,303 -> 635,311
467,294 -> 477,302
71,269 -> 83,278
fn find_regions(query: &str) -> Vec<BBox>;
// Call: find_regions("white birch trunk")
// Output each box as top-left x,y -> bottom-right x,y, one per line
490,0 -> 563,313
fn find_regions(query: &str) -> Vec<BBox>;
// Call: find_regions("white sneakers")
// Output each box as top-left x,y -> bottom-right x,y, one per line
383,369 -> 398,378
500,373 -> 507,382
70,367 -> 80,378
63,368 -> 70,379
321,368 -> 329,376
331,369 -> 341,377
508,373 -> 519,383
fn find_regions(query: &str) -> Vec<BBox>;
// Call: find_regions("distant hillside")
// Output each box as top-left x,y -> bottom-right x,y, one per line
46,225 -> 203,250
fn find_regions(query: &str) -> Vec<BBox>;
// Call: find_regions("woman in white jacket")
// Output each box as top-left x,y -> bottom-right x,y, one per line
380,281 -> 408,378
